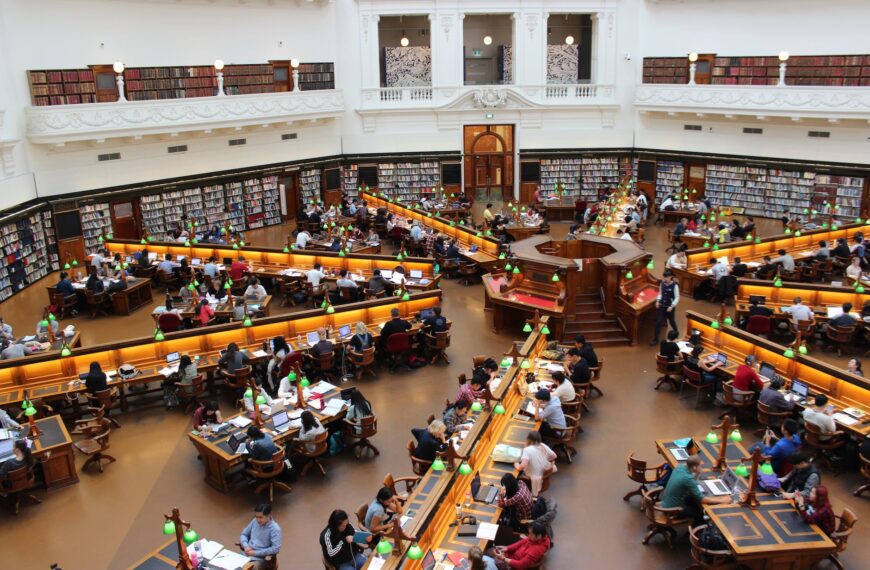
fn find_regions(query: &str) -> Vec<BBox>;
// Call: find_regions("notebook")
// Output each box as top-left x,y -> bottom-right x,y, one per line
226,432 -> 248,454
306,331 -> 320,345
338,324 -> 352,338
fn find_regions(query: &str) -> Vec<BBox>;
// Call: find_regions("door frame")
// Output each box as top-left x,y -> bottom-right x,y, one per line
463,125 -> 515,200
109,199 -> 141,240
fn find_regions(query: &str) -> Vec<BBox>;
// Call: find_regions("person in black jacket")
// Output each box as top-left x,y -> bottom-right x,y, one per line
422,306 -> 448,333
659,330 -> 681,361
320,510 -> 368,569
86,270 -> 105,293
411,420 -> 448,461
731,257 -> 749,278
832,238 -> 851,259
84,361 -> 108,395
378,308 -> 411,351
572,335 -> 598,367
445,239 -> 461,260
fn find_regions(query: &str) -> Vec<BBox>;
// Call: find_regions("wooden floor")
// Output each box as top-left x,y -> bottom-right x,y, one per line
1,213 -> 867,570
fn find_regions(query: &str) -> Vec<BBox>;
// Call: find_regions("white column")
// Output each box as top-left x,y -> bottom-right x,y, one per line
359,12 -> 381,90
431,11 -> 462,89
593,11 -> 616,85
513,11 -> 545,86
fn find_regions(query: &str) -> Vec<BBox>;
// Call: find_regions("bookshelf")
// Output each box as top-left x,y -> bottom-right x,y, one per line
373,162 -> 440,203
297,62 -> 335,91
706,164 -> 817,217
140,194 -> 167,238
581,157 -> 621,199
203,185 -> 228,227
377,163 -> 397,199
225,181 -> 246,231
27,69 -> 96,106
419,161 -> 440,197
341,165 -> 359,200
244,176 -> 281,229
655,161 -> 685,206
224,64 -> 275,95
125,66 -> 217,101
80,202 -> 112,252
540,158 -> 582,197
182,188 -> 205,224
815,175 -> 865,220
641,58 -> 689,84
0,209 -> 59,302
300,169 -> 322,207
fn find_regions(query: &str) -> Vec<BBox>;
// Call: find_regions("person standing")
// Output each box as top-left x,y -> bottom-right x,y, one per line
650,270 -> 679,346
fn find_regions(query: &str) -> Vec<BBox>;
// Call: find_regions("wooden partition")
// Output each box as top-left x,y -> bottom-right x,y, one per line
363,192 -> 500,263
0,291 -> 442,405
673,223 -> 863,295
736,278 -> 869,312
104,238 -> 438,282
685,310 -> 870,437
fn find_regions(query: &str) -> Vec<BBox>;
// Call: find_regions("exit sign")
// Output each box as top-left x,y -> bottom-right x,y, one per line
472,49 -> 482,56
485,113 -> 494,119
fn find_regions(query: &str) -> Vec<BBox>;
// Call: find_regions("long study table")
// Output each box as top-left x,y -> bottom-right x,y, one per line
735,279 -> 870,326
47,275 -> 154,316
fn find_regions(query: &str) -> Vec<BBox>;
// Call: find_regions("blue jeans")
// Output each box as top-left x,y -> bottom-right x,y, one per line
337,552 -> 368,570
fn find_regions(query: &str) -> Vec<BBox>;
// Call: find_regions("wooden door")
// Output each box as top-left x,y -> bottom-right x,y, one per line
693,54 -> 716,85
57,238 -> 86,271
280,173 -> 299,221
465,125 -> 514,200
687,164 -> 706,198
90,64 -> 121,103
110,200 -> 138,239
270,60 -> 294,92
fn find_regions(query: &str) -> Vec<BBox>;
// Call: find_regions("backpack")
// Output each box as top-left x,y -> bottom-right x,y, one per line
530,495 -> 548,520
699,524 -> 728,550
758,472 -> 781,492
327,431 -> 344,456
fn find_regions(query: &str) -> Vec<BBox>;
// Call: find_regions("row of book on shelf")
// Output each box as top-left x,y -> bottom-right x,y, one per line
539,157 -> 627,199
0,210 -> 59,303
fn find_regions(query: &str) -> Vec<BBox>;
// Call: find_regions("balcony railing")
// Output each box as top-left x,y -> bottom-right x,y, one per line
25,90 -> 345,145
378,86 -> 433,103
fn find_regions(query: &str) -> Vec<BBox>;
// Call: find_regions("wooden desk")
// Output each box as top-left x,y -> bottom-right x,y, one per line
543,198 -> 577,221
735,279 -> 870,325
672,223 -> 863,296
111,278 -> 154,315
0,291 -> 442,409
685,310 -> 870,437
704,501 -> 835,570
504,224 -> 543,242
189,383 -> 346,492
152,296 -> 273,323
127,539 -> 255,570
0,332 -> 82,365
657,208 -> 697,226
31,414 -> 78,489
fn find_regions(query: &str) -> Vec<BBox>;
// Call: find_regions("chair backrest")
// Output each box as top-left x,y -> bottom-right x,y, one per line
803,420 -> 831,446
84,418 -> 113,448
746,315 -> 772,336
338,286 -> 355,301
385,332 -> 410,352
279,352 -> 305,376
689,524 -> 734,567
314,351 -> 335,370
157,312 -> 183,332
655,353 -> 682,374
0,464 -> 37,492
756,400 -> 790,427
86,290 -> 107,304
426,331 -> 450,349
158,270 -> 175,283
827,323 -> 856,343
93,388 -> 116,409
351,347 -> 376,366
722,381 -> 755,407
682,364 -> 702,384
176,375 -> 205,398
831,508 -> 857,552
407,439 -> 432,476
626,452 -> 651,484
347,414 -> 378,438
472,355 -> 487,368
457,373 -> 467,386
247,448 -> 286,478
641,488 -> 662,524
355,503 -> 369,529
299,430 -> 329,458
793,319 -> 816,334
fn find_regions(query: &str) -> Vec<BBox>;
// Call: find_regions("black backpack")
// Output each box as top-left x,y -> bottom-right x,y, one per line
530,495 -> 548,520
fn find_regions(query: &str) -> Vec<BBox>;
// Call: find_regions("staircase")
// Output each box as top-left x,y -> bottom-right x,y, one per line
563,293 -> 631,346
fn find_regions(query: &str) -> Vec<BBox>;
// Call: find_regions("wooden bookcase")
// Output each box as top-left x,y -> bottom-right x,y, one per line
27,69 -> 96,106
297,62 -> 335,90
125,66 -> 217,100
641,57 -> 689,84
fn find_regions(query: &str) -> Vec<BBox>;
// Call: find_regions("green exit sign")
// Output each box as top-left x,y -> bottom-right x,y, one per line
485,113 -> 494,119
472,49 -> 482,56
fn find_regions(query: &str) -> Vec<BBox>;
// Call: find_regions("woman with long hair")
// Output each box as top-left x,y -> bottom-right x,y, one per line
319,509 -> 369,569
0,440 -> 35,479
797,485 -> 836,535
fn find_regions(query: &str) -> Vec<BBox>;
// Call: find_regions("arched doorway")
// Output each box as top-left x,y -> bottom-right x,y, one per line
463,125 -> 514,200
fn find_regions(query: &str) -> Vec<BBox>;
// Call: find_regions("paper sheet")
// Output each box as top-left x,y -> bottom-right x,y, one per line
252,350 -> 268,358
229,416 -> 252,429
476,522 -> 499,540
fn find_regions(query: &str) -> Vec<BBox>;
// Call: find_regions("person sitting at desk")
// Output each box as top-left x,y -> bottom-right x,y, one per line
84,269 -> 105,294
472,358 -> 500,388
710,258 -> 730,282
228,297 -> 244,322
296,410 -> 326,453
457,375 -> 486,404
749,418 -> 801,476
483,203 -> 495,226
345,389 -> 373,435
1,339 -> 31,360
0,317 -> 12,341
846,256 -> 863,281
310,328 -> 334,356
422,306 -> 448,333
442,398 -> 471,435
306,263 -> 328,293
202,256 -> 219,280
569,334 -> 597,368
732,355 -> 765,394
245,278 -> 267,302
246,425 -> 278,463
320,509 -> 369,570
56,271 -> 77,299
755,255 -> 777,279
685,345 -> 724,394
759,376 -> 794,413
616,229 -> 632,242
660,456 -> 732,525
445,239 -> 461,260
468,546 -> 498,570
433,236 -> 447,257
498,473 -> 534,532
365,227 -> 380,245
327,236 -> 342,252
410,220 -> 423,241
0,440 -> 34,478
795,485 -> 836,536
373,209 -> 387,226
243,381 -> 273,414
308,209 -> 322,226
195,298 -> 214,326
771,248 -> 795,272
623,215 -> 639,233
411,419 -> 448,462
730,220 -> 746,241
193,400 -> 223,430
802,394 -> 836,439
157,254 -> 175,276
829,302 -> 857,328
295,229 -> 312,250
84,361 -> 108,395
490,522 -> 551,570
230,256 -> 250,282
36,311 -> 59,339
334,270 -> 359,302
550,371 -> 576,404
240,504 -> 282,568
178,279 -> 194,303
659,330 -> 681,361
90,248 -> 107,275
218,343 -> 250,379
851,233 -> 866,257
660,194 -> 676,211
831,238 -> 851,259
367,269 -> 388,295
266,336 -> 291,390
731,257 -> 749,278
365,487 -> 403,536
533,389 -> 566,439
0,406 -> 21,429
847,358 -> 863,376
378,308 -> 412,351
673,217 -> 688,237
814,240 -> 831,260
781,297 -> 814,327
666,250 -> 687,270
564,349 -> 590,388
349,322 -> 374,352
515,430 -> 557,498
741,297 -> 773,329
781,452 -> 821,501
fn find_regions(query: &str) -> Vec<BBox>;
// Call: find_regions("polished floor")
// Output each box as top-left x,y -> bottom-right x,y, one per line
0,214 -> 867,570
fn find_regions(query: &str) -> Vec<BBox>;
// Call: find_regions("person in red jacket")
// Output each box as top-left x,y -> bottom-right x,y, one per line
490,522 -> 550,569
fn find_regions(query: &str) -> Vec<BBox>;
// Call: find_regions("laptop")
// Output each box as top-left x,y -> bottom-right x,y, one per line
471,472 -> 499,504
223,257 -> 233,266
410,269 -> 423,279
177,255 -> 186,262
166,352 -> 181,367
0,438 -> 14,462
786,379 -> 809,403
759,362 -> 776,380
148,252 -> 158,261
419,308 -> 436,320
271,410 -> 291,433
226,432 -> 248,454
191,257 -> 201,266
306,331 -> 321,346
125,256 -> 132,264
748,295 -> 765,305
381,270 -> 393,279
421,550 -> 454,570
338,324 -> 352,338
711,352 -> 727,366
670,447 -> 690,461
703,468 -> 738,496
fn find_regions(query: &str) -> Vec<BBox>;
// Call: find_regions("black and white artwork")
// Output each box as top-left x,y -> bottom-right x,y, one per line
384,46 -> 432,87
547,45 -> 579,83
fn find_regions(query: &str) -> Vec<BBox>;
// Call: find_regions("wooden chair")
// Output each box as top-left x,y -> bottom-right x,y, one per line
679,365 -> 714,406
817,259 -> 834,281
338,286 -> 358,304
640,487 -> 691,548
543,415 -> 580,463
279,278 -> 301,307
73,418 -> 116,472
587,356 -> 605,397
756,401 -> 790,435
457,261 -> 480,286
50,292 -> 78,319
800,264 -> 819,282
84,290 -> 112,318
0,464 -> 42,515
804,421 -> 846,472
623,452 -> 667,507
355,503 -> 370,530
719,381 -> 756,423
292,431 -> 329,478
70,405 -> 105,435
745,315 -> 772,337
157,311 -> 183,333
91,388 -> 122,428
827,508 -> 858,570
157,270 -> 179,290
407,439 -> 432,476
384,332 -> 411,371
791,318 -> 817,343
424,331 -> 451,365
364,288 -> 386,300
854,453 -> 870,496
688,524 -> 738,569
222,365 -> 251,397
245,448 -> 292,503
343,415 -> 380,458
176,374 -> 206,413
825,323 -> 856,356
655,354 -> 683,391
306,282 -> 327,308
348,347 -> 376,381
308,350 -> 337,382
383,473 -> 421,506
472,355 -> 487,368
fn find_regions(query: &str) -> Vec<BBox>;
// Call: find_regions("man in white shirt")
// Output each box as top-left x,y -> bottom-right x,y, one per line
711,259 -> 730,282
802,394 -> 837,440
666,251 -> 687,270
348,200 -> 358,216
617,229 -> 632,241
781,297 -> 814,326
846,257 -> 862,281
660,195 -> 675,211
295,230 -> 311,250
0,318 -> 13,340
244,278 -> 267,301
203,257 -> 220,279
90,249 -> 107,274
771,249 -> 795,272
307,263 -> 328,292
157,254 -> 175,275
